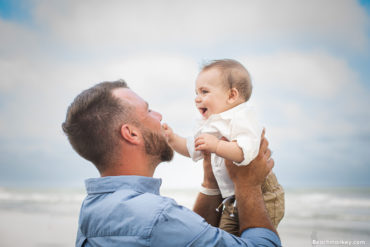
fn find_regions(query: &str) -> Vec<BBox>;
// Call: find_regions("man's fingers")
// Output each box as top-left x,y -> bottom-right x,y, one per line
259,137 -> 268,158
259,128 -> 267,151
261,128 -> 266,138
265,148 -> 272,161
267,157 -> 274,171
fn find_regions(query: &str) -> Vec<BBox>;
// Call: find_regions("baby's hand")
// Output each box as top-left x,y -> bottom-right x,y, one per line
162,123 -> 174,142
195,134 -> 219,153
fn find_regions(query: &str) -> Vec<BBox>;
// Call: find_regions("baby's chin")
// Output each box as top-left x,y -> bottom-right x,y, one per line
202,112 -> 212,120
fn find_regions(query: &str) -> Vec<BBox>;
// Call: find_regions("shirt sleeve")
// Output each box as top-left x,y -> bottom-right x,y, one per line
234,132 -> 260,166
151,200 -> 281,247
186,136 -> 203,162
231,109 -> 262,166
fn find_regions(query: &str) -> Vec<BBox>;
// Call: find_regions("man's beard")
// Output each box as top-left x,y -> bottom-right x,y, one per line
142,128 -> 174,162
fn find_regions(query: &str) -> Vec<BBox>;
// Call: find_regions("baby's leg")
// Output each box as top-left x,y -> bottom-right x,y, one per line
218,197 -> 240,236
262,172 -> 285,228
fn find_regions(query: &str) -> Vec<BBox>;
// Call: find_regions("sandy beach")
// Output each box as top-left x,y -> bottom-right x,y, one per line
0,210 -> 78,247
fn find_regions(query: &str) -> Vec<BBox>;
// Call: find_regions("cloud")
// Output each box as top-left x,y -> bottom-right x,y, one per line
236,51 -> 370,187
0,0 -> 369,188
28,0 -> 369,51
243,51 -> 359,99
0,52 -> 202,187
0,52 -> 202,165
0,48 -> 369,188
239,51 -> 370,142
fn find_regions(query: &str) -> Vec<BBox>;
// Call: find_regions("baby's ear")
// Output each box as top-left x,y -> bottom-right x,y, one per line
228,88 -> 239,103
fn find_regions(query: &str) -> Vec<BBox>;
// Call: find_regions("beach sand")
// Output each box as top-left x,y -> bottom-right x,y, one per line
0,209 -> 78,247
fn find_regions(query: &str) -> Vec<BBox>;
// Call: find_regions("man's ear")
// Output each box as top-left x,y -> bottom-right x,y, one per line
120,124 -> 141,145
227,88 -> 239,104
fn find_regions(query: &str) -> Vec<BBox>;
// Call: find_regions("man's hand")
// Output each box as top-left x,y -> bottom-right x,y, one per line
225,129 -> 278,235
195,134 -> 219,153
225,129 -> 273,188
201,152 -> 219,189
193,151 -> 222,227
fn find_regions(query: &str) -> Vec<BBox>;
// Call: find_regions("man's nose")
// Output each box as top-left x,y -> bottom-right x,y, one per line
154,111 -> 162,121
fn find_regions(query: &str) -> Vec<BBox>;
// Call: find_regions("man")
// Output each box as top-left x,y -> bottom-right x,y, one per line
62,80 -> 281,246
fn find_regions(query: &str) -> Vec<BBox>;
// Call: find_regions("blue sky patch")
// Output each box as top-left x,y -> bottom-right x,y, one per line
0,0 -> 33,22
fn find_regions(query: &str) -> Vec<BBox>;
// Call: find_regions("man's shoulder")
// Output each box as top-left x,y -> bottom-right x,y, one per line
79,189 -> 174,239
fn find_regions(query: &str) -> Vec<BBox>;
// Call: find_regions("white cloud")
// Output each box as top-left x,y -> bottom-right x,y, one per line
0,19 -> 41,57
243,51 -> 359,99
30,0 -> 369,51
239,51 -> 370,147
0,0 -> 369,187
100,54 -> 200,133
0,53 -> 200,143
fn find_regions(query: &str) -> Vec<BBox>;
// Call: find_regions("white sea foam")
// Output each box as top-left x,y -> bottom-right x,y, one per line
1,186 -> 369,235
0,187 -> 85,215
0,188 -> 85,204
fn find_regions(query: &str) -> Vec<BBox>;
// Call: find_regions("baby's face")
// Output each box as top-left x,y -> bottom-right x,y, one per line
195,68 -> 230,119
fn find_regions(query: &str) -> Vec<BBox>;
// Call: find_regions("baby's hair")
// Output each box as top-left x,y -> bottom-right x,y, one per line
201,59 -> 252,101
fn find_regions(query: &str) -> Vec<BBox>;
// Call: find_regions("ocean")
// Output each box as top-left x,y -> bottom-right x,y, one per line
0,187 -> 369,247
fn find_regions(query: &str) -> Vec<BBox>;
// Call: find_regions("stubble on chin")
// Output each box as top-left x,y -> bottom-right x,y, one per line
142,129 -> 174,162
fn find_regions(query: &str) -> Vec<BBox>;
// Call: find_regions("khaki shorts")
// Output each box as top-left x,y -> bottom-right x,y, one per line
219,172 -> 285,236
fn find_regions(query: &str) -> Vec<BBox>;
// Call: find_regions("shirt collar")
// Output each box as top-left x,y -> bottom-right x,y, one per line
218,101 -> 248,119
85,175 -> 162,195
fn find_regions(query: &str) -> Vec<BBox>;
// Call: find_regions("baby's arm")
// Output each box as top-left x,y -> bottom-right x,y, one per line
195,134 -> 243,163
162,123 -> 190,157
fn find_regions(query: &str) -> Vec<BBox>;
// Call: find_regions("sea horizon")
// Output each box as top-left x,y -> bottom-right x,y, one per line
0,185 -> 369,246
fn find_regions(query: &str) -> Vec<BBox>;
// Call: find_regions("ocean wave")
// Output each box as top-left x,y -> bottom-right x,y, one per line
0,188 -> 85,204
284,190 -> 370,223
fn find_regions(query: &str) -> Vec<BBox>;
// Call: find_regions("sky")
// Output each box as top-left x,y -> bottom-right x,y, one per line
0,0 -> 369,189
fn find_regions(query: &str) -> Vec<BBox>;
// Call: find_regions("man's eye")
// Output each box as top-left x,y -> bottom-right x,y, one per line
148,109 -> 152,112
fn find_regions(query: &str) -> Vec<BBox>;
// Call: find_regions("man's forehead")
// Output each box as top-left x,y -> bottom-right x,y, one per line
112,87 -> 147,107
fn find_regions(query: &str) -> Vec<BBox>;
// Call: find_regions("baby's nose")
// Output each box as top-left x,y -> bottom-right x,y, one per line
195,95 -> 201,103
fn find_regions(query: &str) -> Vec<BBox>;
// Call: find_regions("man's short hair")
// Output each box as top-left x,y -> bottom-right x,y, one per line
201,59 -> 252,101
62,80 -> 132,172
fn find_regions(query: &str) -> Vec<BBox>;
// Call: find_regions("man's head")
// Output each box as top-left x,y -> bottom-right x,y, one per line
201,59 -> 252,102
62,80 -> 173,174
112,86 -> 173,165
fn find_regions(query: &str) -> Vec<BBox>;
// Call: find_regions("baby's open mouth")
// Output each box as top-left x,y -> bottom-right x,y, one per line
199,107 -> 208,115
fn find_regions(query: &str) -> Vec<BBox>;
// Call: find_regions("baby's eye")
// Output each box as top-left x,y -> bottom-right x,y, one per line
201,90 -> 208,94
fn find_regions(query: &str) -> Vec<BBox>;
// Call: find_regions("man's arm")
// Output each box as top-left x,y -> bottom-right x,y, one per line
226,129 -> 278,236
152,137 -> 281,246
193,152 -> 222,227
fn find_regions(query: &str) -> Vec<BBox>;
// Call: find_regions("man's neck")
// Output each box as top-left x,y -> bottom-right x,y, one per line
100,152 -> 157,178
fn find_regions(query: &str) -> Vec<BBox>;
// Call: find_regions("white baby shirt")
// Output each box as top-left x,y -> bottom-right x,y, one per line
187,102 -> 263,198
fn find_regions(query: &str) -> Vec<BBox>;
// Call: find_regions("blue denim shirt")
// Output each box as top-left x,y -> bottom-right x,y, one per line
76,176 -> 281,247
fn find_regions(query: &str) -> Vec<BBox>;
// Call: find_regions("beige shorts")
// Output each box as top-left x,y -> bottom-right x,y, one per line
219,172 -> 285,236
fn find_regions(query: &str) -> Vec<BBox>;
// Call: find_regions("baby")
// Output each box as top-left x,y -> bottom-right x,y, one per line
163,59 -> 284,235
